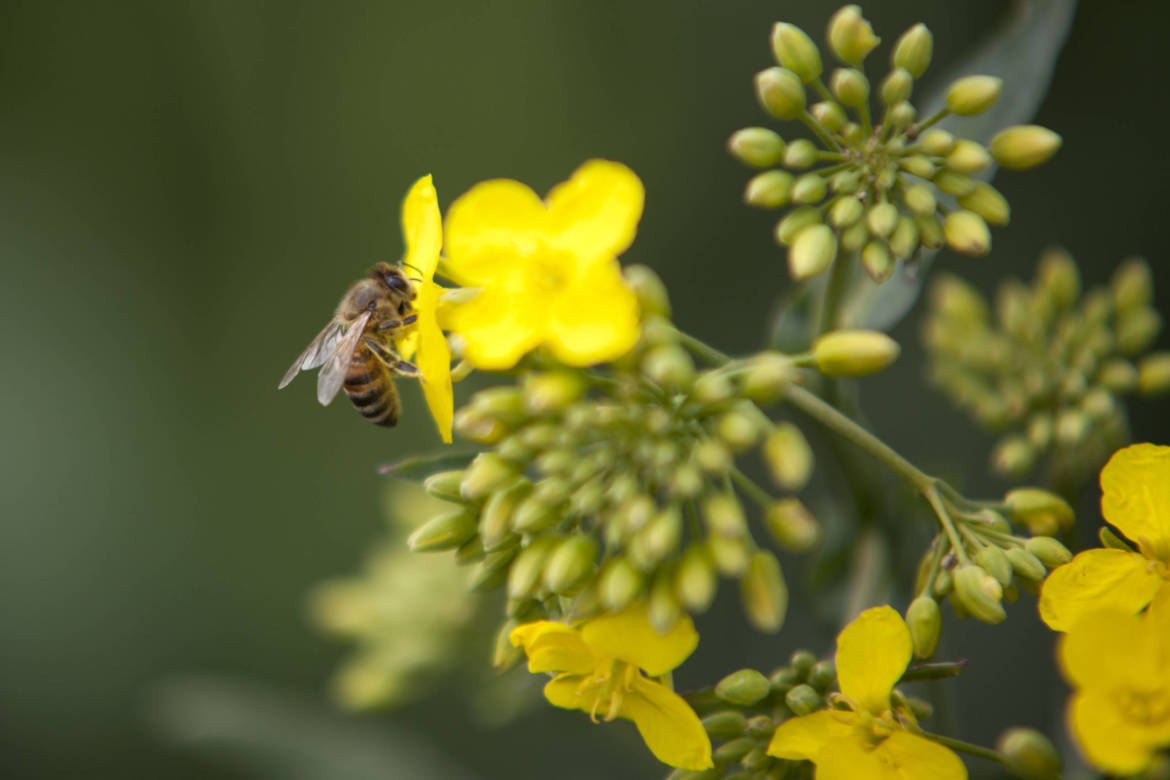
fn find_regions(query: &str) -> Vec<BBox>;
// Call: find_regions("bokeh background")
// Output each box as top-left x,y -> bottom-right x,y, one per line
2,1 -> 1168,778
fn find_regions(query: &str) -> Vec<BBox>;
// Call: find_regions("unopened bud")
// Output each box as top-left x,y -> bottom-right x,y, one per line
946,75 -> 1002,116
944,210 -> 991,256
935,170 -> 977,197
906,595 -> 942,658
755,66 -> 806,120
953,564 -> 1006,624
715,668 -> 771,706
976,545 -> 1013,587
776,206 -> 821,246
511,491 -> 557,533
789,224 -> 838,280
543,534 -> 598,593
808,660 -> 836,691
830,67 -> 869,107
827,5 -> 880,65
709,535 -> 750,576
1139,353 -> 1170,395
880,67 -> 913,106
764,423 -> 814,490
771,22 -> 822,82
829,195 -> 865,228
1037,248 -> 1080,308
648,566 -> 681,633
1025,536 -> 1072,568
694,438 -> 731,474
622,264 -> 672,319
792,172 -> 828,205
903,183 -> 937,216
461,452 -> 520,501
892,23 -> 932,77
1004,488 -> 1074,535
811,100 -> 847,132
1005,547 -> 1047,582
840,220 -> 868,253
676,545 -> 717,612
784,139 -> 818,170
1098,358 -> 1139,392
523,371 -> 585,415
642,343 -> 695,390
945,140 -> 992,174
745,170 -> 794,208
633,505 -> 682,568
957,182 -> 1010,226
423,469 -> 466,502
919,128 -> 955,156
812,329 -> 901,376
862,240 -> 893,282
718,408 -> 762,451
407,509 -> 477,552
702,711 -> 747,740
867,202 -> 899,238
1116,307 -> 1162,355
506,536 -> 558,598
481,480 -> 529,549
728,127 -> 786,168
888,100 -> 917,128
989,125 -> 1062,169
901,154 -> 936,179
742,352 -> 797,402
1112,257 -> 1153,312
997,727 -> 1062,780
742,551 -> 788,633
704,492 -> 747,537
991,436 -> 1034,477
766,498 -> 820,552
889,216 -> 919,259
785,683 -> 823,716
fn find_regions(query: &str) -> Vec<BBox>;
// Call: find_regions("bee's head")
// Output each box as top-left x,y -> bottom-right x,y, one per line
372,262 -> 413,296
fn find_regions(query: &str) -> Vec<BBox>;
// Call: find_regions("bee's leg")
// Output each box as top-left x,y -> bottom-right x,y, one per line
376,313 -> 418,330
364,338 -> 421,378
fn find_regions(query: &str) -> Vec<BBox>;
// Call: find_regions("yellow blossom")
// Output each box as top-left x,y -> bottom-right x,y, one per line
441,160 -> 642,370
509,603 -> 712,770
1058,596 -> 1170,775
767,606 -> 966,780
1039,443 -> 1170,631
397,175 -> 453,443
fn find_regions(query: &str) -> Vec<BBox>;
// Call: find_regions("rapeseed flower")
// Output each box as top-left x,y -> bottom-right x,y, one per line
510,603 -> 712,770
767,606 -> 966,779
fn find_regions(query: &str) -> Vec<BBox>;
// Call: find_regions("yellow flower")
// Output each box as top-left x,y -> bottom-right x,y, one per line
509,603 -> 712,770
399,175 -> 453,443
767,606 -> 966,780
1039,443 -> 1170,631
441,159 -> 643,370
1058,596 -> 1170,775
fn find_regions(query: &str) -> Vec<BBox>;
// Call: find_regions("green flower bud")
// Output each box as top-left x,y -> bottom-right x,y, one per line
945,140 -> 992,174
1116,307 -> 1163,355
811,100 -> 847,132
785,683 -> 823,716
492,620 -> 522,671
789,224 -> 838,280
900,154 -> 936,179
649,566 -> 681,633
643,343 -> 696,390
902,183 -> 937,216
702,710 -> 747,740
991,436 -> 1034,477
861,240 -> 893,282
783,138 -> 818,169
989,125 -> 1062,169
976,545 -> 1014,587
996,727 -> 1062,780
543,534 -> 599,593
829,195 -> 865,228
766,498 -> 820,553
694,438 -> 732,474
812,329 -> 901,376
827,5 -> 880,65
744,170 -> 794,208
763,423 -> 814,490
790,649 -> 816,680
1035,248 -> 1080,308
461,452 -> 520,501
709,534 -> 750,576
957,181 -> 1010,226
716,668 -> 772,706
791,172 -> 828,205
1098,358 -> 1139,392
622,264 -> 672,319
755,66 -> 806,120
1139,353 -> 1170,395
511,491 -> 557,533
808,660 -> 836,691
704,492 -> 748,538
830,169 -> 861,194
597,557 -> 644,611
669,462 -> 704,499
1111,257 -> 1153,312
714,737 -> 756,764
677,545 -> 717,612
718,408 -> 762,451
1055,409 -> 1088,445
1100,526 -> 1133,551
506,536 -> 558,598
840,220 -> 869,253
523,372 -> 585,416
892,23 -> 933,77
691,370 -> 733,406
742,551 -> 788,633
633,505 -> 683,568
934,170 -> 977,197
728,127 -> 786,168
866,202 -> 899,238
481,480 -> 530,549
943,210 -> 991,256
1025,536 -> 1072,568
771,22 -> 822,82
423,469 -> 466,503
407,509 -> 477,552
889,216 -> 919,259
569,477 -> 605,517
932,568 -> 953,599
471,546 -> 518,591
1080,386 -> 1115,419
830,67 -> 869,107
919,128 -> 955,156
906,595 -> 942,658
776,206 -> 822,246
945,75 -> 1002,116
742,352 -> 798,402
1004,488 -> 1074,535
953,564 -> 1006,624
888,100 -> 917,128
453,407 -> 505,443
841,121 -> 864,144
1005,547 -> 1047,582
880,67 -> 913,106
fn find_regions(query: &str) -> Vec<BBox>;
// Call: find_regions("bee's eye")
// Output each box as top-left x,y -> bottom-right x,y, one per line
382,271 -> 409,292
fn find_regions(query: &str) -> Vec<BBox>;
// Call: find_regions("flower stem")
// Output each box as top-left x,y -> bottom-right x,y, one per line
917,730 -> 1010,768
670,326 -> 731,365
813,249 -> 854,338
801,111 -> 842,151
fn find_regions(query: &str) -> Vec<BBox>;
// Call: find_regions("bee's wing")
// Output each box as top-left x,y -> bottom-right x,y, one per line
278,319 -> 344,390
316,310 -> 372,406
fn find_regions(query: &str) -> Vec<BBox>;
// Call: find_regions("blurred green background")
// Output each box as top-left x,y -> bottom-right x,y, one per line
2,1 -> 1168,778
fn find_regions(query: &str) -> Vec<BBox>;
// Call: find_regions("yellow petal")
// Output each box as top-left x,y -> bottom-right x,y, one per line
542,673 -> 596,714
414,279 -> 453,442
1100,443 -> 1170,559
546,260 -> 640,366
401,174 -> 442,280
766,710 -> 853,760
444,284 -> 546,370
620,675 -> 713,770
545,159 -> 644,262
443,178 -> 546,286
1038,548 -> 1162,631
1068,688 -> 1160,775
510,621 -> 595,676
1058,607 -> 1161,693
877,732 -> 968,780
812,735 -> 890,780
580,603 -> 698,676
836,605 -> 911,714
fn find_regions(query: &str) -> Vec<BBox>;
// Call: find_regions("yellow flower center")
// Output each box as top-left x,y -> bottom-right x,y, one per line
576,660 -> 639,723
827,692 -> 915,749
1117,686 -> 1170,727
527,248 -> 574,297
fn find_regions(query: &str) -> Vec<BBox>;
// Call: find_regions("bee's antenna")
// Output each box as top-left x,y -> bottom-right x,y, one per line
402,262 -> 422,275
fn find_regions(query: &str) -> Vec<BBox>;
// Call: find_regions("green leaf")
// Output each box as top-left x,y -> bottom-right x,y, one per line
845,0 -> 1078,333
376,449 -> 479,480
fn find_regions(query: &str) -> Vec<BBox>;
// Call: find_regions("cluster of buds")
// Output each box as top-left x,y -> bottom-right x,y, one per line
924,250 -> 1170,484
308,483 -> 482,710
908,488 -> 1074,648
730,5 -> 1061,282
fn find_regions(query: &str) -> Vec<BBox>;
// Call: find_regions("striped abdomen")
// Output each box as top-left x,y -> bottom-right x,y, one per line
343,344 -> 400,427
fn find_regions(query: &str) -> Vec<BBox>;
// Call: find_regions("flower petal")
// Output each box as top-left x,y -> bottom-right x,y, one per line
545,259 -> 640,366
812,736 -> 890,780
401,174 -> 442,280
542,673 -> 596,714
1058,607 -> 1159,691
1100,443 -> 1170,558
580,603 -> 697,676
766,710 -> 854,761
620,675 -> 713,770
510,621 -> 595,676
1068,688 -> 1160,776
443,284 -> 545,370
415,279 -> 453,442
545,159 -> 644,262
878,732 -> 968,780
443,179 -> 546,286
836,605 -> 911,714
1038,548 -> 1162,631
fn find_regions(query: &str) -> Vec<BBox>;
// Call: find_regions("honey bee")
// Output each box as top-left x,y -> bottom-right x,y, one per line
278,262 -> 421,426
